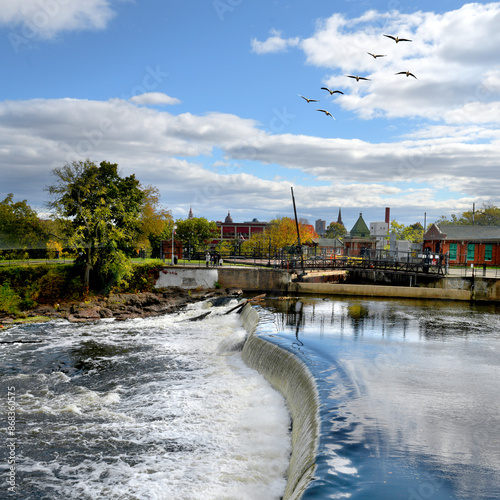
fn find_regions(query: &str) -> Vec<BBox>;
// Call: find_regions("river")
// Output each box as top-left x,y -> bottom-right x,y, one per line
2,295 -> 500,499
256,295 -> 500,500
0,299 -> 291,500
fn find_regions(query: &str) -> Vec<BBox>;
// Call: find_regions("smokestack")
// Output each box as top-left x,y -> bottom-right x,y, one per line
385,207 -> 390,225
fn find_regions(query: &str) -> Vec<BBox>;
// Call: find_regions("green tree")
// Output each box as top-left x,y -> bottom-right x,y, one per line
434,213 -> 462,225
174,217 -> 218,255
325,222 -> 347,239
476,205 -> 500,225
0,194 -> 48,252
390,221 -> 424,243
46,160 -> 145,292
135,186 -> 173,257
435,204 -> 500,226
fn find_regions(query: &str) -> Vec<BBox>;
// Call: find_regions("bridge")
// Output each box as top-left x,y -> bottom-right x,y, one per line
281,253 -> 447,277
201,249 -> 449,278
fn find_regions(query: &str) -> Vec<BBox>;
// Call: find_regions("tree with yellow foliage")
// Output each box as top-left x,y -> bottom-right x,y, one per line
242,217 -> 317,253
135,186 -> 173,256
46,239 -> 63,260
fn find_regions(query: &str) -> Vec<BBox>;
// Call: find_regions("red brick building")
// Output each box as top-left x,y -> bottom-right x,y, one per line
212,211 -> 269,247
423,224 -> 500,266
161,239 -> 183,262
343,213 -> 377,256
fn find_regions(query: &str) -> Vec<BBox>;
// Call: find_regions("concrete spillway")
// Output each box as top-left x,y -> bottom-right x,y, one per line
239,304 -> 320,499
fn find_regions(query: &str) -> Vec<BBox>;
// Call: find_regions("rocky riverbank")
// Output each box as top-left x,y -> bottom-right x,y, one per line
0,287 -> 243,326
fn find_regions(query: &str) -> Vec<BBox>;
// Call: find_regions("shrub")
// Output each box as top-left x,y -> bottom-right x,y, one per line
116,260 -> 162,293
0,283 -> 21,315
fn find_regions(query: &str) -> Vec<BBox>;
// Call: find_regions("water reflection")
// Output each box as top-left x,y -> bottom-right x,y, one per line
258,296 -> 500,500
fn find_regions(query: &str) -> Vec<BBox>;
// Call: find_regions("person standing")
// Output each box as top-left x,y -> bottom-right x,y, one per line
205,251 -> 210,268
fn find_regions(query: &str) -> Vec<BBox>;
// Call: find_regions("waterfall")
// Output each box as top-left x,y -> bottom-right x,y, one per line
239,304 -> 320,499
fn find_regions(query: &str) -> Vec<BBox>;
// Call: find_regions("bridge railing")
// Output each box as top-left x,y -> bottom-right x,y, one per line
293,248 -> 448,275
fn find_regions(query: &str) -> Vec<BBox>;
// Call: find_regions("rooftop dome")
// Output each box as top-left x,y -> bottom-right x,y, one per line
224,211 -> 233,223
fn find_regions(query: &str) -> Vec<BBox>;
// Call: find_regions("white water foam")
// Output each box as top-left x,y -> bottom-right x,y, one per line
3,301 -> 292,500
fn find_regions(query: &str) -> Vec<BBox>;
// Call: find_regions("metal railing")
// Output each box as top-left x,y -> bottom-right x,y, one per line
3,248 -> 500,278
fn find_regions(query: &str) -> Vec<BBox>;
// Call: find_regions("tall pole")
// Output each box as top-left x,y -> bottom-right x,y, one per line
171,224 -> 177,265
291,187 -> 305,275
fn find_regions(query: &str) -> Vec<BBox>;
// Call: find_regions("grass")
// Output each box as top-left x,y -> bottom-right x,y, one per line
12,316 -> 52,324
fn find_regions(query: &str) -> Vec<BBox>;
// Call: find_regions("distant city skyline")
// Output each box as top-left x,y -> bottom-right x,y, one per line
198,205 -> 397,236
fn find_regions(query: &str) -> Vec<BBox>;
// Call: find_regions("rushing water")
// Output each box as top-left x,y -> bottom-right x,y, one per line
256,296 -> 500,500
4,295 -> 500,500
0,300 -> 291,500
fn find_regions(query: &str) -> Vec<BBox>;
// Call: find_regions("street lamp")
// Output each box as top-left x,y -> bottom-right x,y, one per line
171,224 -> 177,265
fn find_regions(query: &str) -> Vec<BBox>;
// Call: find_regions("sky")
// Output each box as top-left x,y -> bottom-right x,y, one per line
1,0 -> 500,231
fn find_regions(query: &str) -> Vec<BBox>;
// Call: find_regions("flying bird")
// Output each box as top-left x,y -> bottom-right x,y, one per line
396,70 -> 417,79
367,52 -> 386,58
316,109 -> 336,119
299,94 -> 318,103
321,87 -> 344,95
347,75 -> 371,81
384,34 -> 412,43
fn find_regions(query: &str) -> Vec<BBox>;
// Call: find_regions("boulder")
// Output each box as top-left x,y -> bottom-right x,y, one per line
73,306 -> 101,320
99,307 -> 114,318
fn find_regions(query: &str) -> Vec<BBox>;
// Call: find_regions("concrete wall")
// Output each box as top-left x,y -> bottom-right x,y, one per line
154,268 -> 219,289
153,266 -> 500,302
289,282 -> 472,301
216,268 -> 289,291
293,276 -> 500,302
154,267 -> 289,291
239,304 -> 320,500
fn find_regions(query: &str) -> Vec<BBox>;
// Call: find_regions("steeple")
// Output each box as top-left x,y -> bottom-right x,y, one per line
188,206 -> 193,219
337,207 -> 344,227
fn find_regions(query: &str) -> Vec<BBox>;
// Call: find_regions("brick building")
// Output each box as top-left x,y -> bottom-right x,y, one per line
423,223 -> 500,266
212,211 -> 269,248
343,213 -> 377,256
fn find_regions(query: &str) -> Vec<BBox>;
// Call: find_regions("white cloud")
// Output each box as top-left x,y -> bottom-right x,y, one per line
251,29 -> 300,54
1,96 -> 500,223
130,93 -> 182,106
1,0 -> 115,40
291,4 -> 500,124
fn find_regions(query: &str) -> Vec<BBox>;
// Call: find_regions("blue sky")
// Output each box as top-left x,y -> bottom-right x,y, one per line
1,0 -> 500,231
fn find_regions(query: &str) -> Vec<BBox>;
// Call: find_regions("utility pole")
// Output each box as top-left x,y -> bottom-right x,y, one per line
291,187 -> 305,276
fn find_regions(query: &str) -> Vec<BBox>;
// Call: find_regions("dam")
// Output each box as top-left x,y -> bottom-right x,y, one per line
240,295 -> 500,500
3,273 -> 500,499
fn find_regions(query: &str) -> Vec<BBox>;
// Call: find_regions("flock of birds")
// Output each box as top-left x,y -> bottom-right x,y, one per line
299,34 -> 416,120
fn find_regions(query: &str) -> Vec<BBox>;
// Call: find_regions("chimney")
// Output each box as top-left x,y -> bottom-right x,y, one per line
385,207 -> 390,225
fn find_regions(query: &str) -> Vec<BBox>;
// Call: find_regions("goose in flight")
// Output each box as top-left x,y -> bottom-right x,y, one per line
367,52 -> 386,58
347,75 -> 371,81
396,70 -> 417,79
321,87 -> 344,95
316,109 -> 336,119
299,94 -> 318,103
384,34 -> 412,43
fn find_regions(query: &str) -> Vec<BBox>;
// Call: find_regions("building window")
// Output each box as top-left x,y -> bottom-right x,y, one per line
485,244 -> 493,261
449,243 -> 457,260
467,243 -> 475,261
